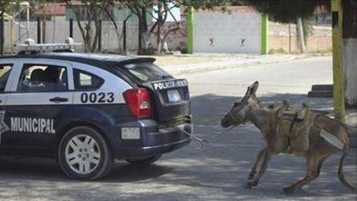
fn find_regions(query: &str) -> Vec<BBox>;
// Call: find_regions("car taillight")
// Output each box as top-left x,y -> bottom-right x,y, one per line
123,88 -> 152,118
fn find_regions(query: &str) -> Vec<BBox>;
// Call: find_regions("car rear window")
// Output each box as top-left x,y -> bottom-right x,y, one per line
0,64 -> 12,92
73,69 -> 104,91
123,63 -> 172,82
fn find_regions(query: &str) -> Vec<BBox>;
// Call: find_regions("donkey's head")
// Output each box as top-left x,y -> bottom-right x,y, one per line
221,81 -> 261,128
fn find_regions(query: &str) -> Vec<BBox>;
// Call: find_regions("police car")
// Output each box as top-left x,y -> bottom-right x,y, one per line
0,40 -> 192,180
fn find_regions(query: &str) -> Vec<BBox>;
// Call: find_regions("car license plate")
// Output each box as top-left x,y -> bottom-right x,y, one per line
167,89 -> 181,102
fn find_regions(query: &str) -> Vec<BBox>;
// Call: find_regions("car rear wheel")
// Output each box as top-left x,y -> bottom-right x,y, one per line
58,126 -> 112,180
126,155 -> 161,166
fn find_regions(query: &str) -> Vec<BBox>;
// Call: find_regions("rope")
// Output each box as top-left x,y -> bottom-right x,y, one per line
177,125 -> 208,149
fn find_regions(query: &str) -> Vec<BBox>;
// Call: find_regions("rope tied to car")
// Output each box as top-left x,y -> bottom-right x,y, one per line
177,125 -> 208,149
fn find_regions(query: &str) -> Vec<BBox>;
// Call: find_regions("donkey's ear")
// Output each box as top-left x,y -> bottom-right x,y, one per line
243,86 -> 252,98
250,81 -> 259,95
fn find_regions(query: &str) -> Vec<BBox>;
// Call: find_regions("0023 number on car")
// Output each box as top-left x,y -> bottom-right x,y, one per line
80,92 -> 115,103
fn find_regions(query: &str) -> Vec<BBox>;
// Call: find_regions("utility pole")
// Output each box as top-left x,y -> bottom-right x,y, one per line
332,0 -> 357,121
260,15 -> 269,54
332,0 -> 345,121
186,7 -> 194,54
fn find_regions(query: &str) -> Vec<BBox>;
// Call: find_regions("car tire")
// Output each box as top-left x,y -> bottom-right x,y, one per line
58,126 -> 112,180
126,154 -> 161,166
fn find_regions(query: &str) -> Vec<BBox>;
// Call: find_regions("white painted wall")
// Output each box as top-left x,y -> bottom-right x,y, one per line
193,8 -> 261,54
343,38 -> 357,106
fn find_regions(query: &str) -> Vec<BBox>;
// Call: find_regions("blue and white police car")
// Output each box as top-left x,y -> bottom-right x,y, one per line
0,40 -> 192,180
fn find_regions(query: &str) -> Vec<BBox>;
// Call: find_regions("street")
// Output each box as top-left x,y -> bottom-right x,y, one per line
0,56 -> 356,201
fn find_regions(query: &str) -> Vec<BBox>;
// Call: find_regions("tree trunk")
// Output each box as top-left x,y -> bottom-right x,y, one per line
156,2 -> 162,54
103,6 -> 123,53
137,8 -> 149,55
123,19 -> 127,54
42,18 -> 46,43
138,16 -> 142,54
66,2 -> 104,53
296,17 -> 306,53
0,11 -> 4,55
343,0 -> 357,107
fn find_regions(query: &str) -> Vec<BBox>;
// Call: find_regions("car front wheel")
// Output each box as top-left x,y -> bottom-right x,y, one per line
58,126 -> 112,180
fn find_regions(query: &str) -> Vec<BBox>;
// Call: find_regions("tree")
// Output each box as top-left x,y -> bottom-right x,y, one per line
121,0 -> 153,54
240,0 -> 329,52
241,0 -> 329,23
65,0 -> 116,52
122,0 -> 234,54
101,1 -> 128,53
0,0 -> 13,55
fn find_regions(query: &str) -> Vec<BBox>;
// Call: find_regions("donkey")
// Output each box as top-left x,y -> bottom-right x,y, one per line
221,81 -> 356,194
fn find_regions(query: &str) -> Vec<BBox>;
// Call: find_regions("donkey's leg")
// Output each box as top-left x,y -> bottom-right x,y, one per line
246,148 -> 271,188
283,154 -> 324,194
247,148 -> 265,181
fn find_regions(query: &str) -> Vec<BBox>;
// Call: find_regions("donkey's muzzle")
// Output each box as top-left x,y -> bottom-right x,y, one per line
221,117 -> 231,128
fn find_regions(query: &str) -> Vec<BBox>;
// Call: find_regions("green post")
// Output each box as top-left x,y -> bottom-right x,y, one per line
260,14 -> 269,55
186,7 -> 194,54
332,0 -> 345,121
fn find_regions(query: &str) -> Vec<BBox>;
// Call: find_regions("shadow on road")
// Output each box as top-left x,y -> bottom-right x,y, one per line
0,157 -> 173,183
0,93 -> 355,201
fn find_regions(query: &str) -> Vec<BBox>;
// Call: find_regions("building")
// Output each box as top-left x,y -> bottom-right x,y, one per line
187,6 -> 268,54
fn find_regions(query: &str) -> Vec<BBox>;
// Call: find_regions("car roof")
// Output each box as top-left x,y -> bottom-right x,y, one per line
0,53 -> 156,68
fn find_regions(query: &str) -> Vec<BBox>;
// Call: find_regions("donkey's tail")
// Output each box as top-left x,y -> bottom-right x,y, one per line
338,147 -> 357,191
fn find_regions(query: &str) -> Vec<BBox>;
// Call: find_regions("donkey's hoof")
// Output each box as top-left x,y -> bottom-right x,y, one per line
245,181 -> 258,189
283,187 -> 296,195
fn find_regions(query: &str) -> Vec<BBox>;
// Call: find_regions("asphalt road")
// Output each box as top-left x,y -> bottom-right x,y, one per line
0,56 -> 356,201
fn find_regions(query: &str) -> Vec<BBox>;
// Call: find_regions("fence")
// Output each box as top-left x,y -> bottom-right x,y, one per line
3,17 -> 140,53
3,17 -> 188,54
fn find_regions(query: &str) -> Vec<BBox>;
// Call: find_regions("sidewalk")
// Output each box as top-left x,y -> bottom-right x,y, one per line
156,54 -> 326,76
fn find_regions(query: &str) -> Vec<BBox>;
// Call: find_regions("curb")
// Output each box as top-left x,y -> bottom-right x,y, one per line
161,54 -> 318,76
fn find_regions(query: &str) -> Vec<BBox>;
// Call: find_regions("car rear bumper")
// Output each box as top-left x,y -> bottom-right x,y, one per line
113,120 -> 192,159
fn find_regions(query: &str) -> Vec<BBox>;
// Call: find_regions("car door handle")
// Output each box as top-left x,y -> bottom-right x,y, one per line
49,97 -> 68,103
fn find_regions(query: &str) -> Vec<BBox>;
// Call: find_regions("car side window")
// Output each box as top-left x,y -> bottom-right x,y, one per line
73,69 -> 104,91
0,64 -> 12,92
17,64 -> 68,92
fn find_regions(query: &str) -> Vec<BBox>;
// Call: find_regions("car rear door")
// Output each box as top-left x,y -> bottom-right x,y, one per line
3,59 -> 73,152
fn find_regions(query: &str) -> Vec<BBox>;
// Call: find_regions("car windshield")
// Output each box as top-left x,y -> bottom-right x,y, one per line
122,62 -> 172,82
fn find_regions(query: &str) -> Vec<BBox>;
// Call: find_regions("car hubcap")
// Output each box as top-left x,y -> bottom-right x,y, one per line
65,135 -> 101,175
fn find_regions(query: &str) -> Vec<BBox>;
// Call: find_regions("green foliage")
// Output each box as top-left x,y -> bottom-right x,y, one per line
0,0 -> 14,14
181,0 -> 233,9
242,0 -> 330,23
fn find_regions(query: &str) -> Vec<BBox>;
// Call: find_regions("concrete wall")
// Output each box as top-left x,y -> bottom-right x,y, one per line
192,7 -> 261,54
